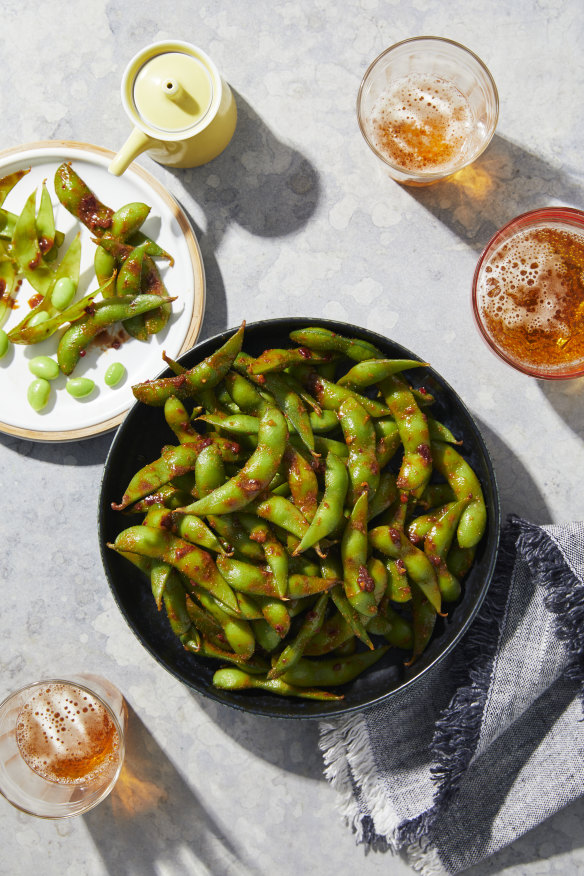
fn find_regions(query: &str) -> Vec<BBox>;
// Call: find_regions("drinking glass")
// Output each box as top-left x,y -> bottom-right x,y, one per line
472,207 -> 584,379
0,674 -> 126,818
357,36 -> 499,185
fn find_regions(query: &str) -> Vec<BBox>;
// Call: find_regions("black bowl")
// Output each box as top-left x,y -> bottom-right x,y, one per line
98,318 -> 500,719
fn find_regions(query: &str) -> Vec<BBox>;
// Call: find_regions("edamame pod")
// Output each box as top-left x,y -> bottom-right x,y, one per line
341,491 -> 377,618
110,201 -> 151,240
57,293 -> 173,375
267,592 -> 329,680
289,326 -> 381,361
369,524 -> 442,614
239,513 -> 288,599
380,375 -> 431,493
132,322 -> 246,406
293,452 -> 348,554
192,585 -> 255,659
161,569 -> 192,637
338,358 -> 426,387
282,445 -> 319,523
150,560 -> 173,610
143,505 -> 224,554
8,272 -> 113,345
0,168 -> 29,205
212,667 -> 343,701
431,441 -> 487,549
54,162 -> 114,234
109,525 -> 239,613
234,354 -> 315,453
252,494 -> 311,540
180,406 -> 287,516
112,443 -> 202,510
304,371 -> 391,418
244,346 -> 335,374
11,189 -> 52,294
190,641 -> 269,675
424,499 -> 469,602
215,555 -> 280,598
281,647 -> 389,687
407,583 -> 437,665
0,330 -> 8,359
338,395 -> 380,500
329,581 -> 374,649
35,182 -> 58,257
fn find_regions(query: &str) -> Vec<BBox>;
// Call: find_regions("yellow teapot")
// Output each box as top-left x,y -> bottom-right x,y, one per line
109,40 -> 237,176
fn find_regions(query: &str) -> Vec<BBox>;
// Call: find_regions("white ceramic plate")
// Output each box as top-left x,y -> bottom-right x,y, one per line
0,141 -> 205,442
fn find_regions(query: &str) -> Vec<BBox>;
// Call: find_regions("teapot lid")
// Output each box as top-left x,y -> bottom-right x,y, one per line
132,51 -> 214,133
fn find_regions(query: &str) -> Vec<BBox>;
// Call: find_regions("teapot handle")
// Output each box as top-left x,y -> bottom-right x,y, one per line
109,127 -> 154,176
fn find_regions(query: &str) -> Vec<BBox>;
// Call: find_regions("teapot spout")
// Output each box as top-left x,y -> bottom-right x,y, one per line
109,127 -> 154,176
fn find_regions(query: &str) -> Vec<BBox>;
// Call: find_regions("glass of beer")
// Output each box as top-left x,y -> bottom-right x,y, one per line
0,675 -> 126,818
472,207 -> 584,379
357,36 -> 499,185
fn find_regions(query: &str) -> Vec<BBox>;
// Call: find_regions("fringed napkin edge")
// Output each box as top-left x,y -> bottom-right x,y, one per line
319,515 -> 584,868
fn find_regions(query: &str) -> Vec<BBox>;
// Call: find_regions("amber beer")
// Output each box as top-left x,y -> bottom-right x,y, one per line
16,681 -> 122,785
367,72 -> 474,175
474,210 -> 584,377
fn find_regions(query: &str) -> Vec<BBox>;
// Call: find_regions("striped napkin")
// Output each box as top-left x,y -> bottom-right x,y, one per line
319,516 -> 584,874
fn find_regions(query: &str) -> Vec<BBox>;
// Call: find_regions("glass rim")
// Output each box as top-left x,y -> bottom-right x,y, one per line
0,677 -> 121,717
356,35 -> 499,181
472,206 -> 584,380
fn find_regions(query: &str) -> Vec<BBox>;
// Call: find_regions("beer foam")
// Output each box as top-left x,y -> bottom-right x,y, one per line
476,224 -> 584,373
16,682 -> 120,785
367,73 -> 474,173
479,231 -> 575,336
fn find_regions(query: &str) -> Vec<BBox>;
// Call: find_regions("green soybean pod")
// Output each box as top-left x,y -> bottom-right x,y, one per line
28,356 -> 59,380
66,377 -> 95,398
27,377 -> 51,411
105,361 -> 126,387
0,330 -> 8,360
51,276 -> 77,311
94,245 -> 116,286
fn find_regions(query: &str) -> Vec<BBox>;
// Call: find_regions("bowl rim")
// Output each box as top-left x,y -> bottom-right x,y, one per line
98,317 -> 501,719
472,206 -> 584,379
